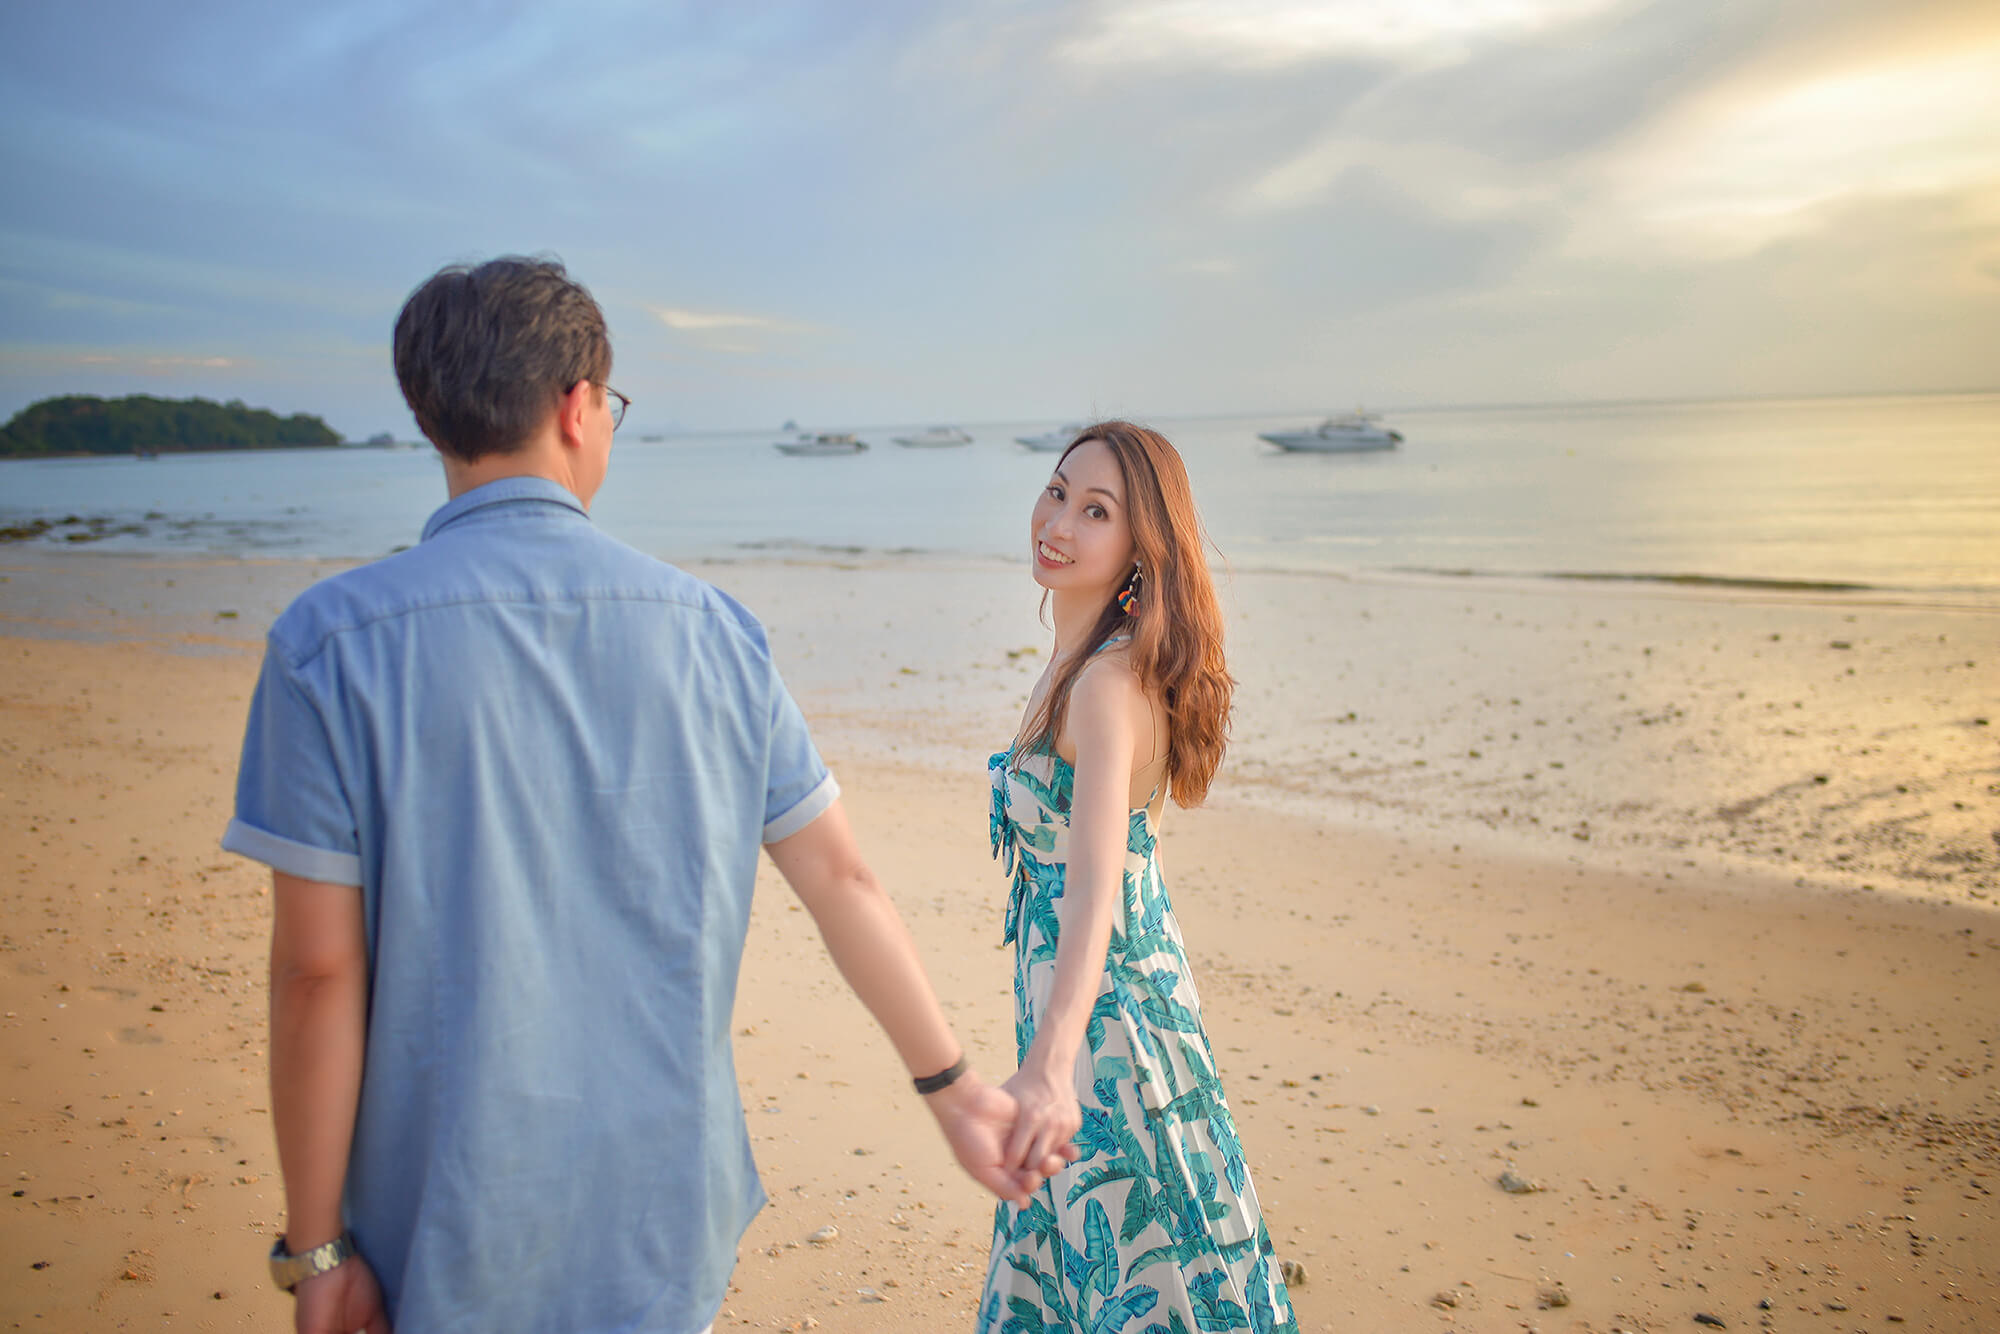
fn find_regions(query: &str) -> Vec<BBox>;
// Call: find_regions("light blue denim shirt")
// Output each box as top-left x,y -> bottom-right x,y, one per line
224,477 -> 837,1333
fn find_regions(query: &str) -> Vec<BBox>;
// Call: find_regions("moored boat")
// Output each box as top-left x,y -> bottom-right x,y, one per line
891,425 -> 973,448
1014,423 -> 1083,452
774,432 -> 868,456
1259,411 -> 1402,453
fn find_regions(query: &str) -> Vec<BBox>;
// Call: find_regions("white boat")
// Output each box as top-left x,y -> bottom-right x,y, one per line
1258,411 -> 1402,453
774,432 -> 868,456
1014,423 -> 1083,452
890,425 -> 973,448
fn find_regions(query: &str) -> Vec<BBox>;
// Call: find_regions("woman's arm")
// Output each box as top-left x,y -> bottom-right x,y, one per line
1004,658 -> 1152,1170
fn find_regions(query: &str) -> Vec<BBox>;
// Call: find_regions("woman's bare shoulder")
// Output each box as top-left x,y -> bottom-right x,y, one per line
1073,645 -> 1141,691
1070,649 -> 1155,722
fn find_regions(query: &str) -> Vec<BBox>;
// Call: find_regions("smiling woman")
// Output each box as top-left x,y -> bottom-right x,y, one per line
979,421 -> 1296,1334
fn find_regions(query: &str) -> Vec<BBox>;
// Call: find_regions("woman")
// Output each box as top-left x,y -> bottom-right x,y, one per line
979,422 -> 1298,1333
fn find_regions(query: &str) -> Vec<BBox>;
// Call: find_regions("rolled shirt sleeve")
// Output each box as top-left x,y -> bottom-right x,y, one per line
222,643 -> 363,886
759,663 -> 839,844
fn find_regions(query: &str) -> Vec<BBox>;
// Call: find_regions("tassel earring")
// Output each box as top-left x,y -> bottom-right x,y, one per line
1116,562 -> 1142,615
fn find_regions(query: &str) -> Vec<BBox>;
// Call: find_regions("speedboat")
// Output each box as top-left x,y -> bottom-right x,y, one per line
774,432 -> 868,456
890,425 -> 973,448
1014,423 -> 1083,452
1259,411 -> 1402,453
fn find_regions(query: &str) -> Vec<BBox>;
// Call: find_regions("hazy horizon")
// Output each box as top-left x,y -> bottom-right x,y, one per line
3,0 -> 1995,438
18,385 -> 2000,446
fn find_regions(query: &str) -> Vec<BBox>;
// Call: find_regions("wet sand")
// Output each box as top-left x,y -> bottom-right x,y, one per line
2,553 -> 1996,1331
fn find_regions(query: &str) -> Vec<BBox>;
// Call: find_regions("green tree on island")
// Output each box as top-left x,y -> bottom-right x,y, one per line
0,394 -> 343,457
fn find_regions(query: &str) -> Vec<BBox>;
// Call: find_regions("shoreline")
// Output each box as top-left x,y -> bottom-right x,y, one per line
0,626 -> 1994,1329
4,549 -> 1997,914
5,533 -> 1999,613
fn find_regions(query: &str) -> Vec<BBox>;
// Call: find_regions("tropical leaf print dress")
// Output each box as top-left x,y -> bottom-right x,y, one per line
978,745 -> 1298,1334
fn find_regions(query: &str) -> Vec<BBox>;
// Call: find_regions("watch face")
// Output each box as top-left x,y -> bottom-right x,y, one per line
269,1234 -> 352,1291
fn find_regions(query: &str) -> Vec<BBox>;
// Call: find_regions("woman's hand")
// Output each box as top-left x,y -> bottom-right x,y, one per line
1001,1052 -> 1083,1177
924,1071 -> 1072,1204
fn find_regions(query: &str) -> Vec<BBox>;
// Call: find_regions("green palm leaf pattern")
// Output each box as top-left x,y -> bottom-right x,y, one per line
1188,1271 -> 1250,1330
1075,1105 -> 1121,1163
1006,1251 -> 1074,1329
1090,1286 -> 1162,1333
981,745 -> 1297,1334
1083,1198 -> 1120,1297
1119,1170 -> 1165,1244
1003,1294 -> 1047,1334
1127,1242 -> 1186,1279
1066,1160 -> 1144,1205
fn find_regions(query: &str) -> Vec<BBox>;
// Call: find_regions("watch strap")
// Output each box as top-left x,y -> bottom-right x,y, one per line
268,1231 -> 356,1292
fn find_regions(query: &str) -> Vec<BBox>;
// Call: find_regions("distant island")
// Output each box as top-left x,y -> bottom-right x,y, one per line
0,394 -> 343,457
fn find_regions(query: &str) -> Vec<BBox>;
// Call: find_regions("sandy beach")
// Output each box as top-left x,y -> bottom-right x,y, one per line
3,551 -> 1996,1331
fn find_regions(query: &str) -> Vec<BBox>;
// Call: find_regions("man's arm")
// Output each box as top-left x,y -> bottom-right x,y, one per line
269,871 -> 387,1333
763,799 -> 1074,1203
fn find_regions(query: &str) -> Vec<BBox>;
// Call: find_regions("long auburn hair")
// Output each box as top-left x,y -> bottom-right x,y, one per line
1015,421 -> 1234,807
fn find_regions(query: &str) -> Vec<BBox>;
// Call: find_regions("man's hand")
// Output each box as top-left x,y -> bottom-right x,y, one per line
926,1072 -> 1077,1205
292,1255 -> 390,1334
1000,1057 -> 1084,1179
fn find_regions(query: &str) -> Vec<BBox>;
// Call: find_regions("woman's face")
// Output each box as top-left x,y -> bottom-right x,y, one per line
1031,439 -> 1137,599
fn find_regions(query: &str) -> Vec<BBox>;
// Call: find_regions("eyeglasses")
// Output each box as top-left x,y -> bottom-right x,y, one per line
599,384 -> 631,430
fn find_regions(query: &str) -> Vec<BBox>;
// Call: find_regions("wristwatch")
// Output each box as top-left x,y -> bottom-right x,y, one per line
268,1231 -> 356,1292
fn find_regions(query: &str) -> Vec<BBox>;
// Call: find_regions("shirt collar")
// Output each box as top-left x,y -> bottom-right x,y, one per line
421,476 -> 590,543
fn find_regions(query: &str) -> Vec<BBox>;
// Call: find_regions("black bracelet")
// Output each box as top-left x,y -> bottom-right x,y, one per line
913,1055 -> 968,1095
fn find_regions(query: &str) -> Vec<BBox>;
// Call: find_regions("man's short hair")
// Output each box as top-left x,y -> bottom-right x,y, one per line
393,256 -> 612,462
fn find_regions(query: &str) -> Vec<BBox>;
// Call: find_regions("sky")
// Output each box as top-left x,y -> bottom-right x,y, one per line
1,0 -> 1995,437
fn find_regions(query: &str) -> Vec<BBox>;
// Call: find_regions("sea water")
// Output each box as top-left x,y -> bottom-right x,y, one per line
3,392 -> 1995,605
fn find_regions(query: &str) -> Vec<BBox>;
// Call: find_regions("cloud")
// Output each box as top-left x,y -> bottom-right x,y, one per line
1,0 -> 1993,427
1602,41 -> 2000,252
1229,2 -> 1784,220
0,275 -> 178,321
648,306 -> 814,333
0,345 -> 243,375
146,355 -> 239,369
1058,0 -> 1629,70
1240,136 -> 1564,220
643,304 -> 829,358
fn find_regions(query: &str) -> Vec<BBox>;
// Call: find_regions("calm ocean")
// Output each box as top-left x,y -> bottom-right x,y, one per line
3,393 -> 1995,606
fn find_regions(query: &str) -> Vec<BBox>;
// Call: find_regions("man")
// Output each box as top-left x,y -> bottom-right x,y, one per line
224,257 -> 1059,1333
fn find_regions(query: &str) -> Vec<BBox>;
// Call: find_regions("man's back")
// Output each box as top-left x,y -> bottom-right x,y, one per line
228,477 -> 836,1329
239,258 -> 1046,1334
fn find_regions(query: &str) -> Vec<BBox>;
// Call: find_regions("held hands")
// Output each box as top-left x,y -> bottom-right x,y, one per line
925,1071 -> 1077,1206
1000,1052 -> 1083,1185
292,1254 -> 390,1334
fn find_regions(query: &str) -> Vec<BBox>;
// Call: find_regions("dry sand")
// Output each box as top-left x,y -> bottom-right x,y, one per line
2,553 -> 1996,1332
